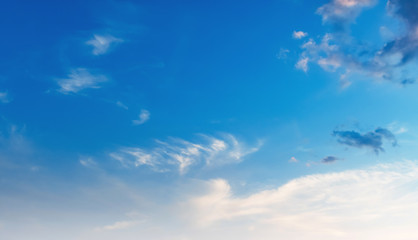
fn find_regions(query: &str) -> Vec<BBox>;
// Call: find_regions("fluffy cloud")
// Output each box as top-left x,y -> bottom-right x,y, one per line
333,127 -> 397,153
295,0 -> 418,86
110,134 -> 261,174
132,109 -> 150,125
292,31 -> 308,39
86,35 -> 123,55
56,68 -> 108,94
185,161 -> 418,239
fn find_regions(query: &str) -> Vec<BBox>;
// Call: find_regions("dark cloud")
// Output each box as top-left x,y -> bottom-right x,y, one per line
401,78 -> 415,86
382,0 -> 418,66
321,156 -> 339,164
388,0 -> 418,26
374,127 -> 397,146
333,128 -> 397,154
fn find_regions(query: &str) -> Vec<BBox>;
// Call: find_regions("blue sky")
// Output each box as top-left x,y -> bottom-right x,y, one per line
2,0 -> 418,239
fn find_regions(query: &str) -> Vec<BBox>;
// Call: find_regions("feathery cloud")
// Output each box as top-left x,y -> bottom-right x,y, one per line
79,157 -> 97,168
86,34 -> 123,55
56,68 -> 108,94
110,134 -> 261,174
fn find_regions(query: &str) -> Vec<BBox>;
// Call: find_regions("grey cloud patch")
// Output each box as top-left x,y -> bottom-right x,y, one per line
321,156 -> 339,163
333,128 -> 397,154
295,0 -> 418,85
383,0 -> 418,65
110,134 -> 262,174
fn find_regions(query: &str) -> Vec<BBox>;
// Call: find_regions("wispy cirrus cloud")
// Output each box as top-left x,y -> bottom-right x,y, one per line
56,68 -> 108,94
132,109 -> 150,125
295,0 -> 418,86
333,127 -> 397,153
116,101 -> 129,110
79,157 -> 97,168
110,134 -> 262,174
86,34 -> 123,55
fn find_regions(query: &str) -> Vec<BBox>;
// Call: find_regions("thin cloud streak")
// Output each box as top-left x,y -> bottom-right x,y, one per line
110,134 -> 262,174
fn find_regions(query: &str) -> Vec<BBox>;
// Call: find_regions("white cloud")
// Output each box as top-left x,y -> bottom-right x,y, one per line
57,68 -> 107,94
86,34 -> 123,55
316,0 -> 376,24
0,91 -> 11,103
4,160 -> 418,240
184,161 -> 418,239
110,134 -> 262,174
132,109 -> 150,125
288,157 -> 298,163
295,57 -> 309,72
292,31 -> 308,39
